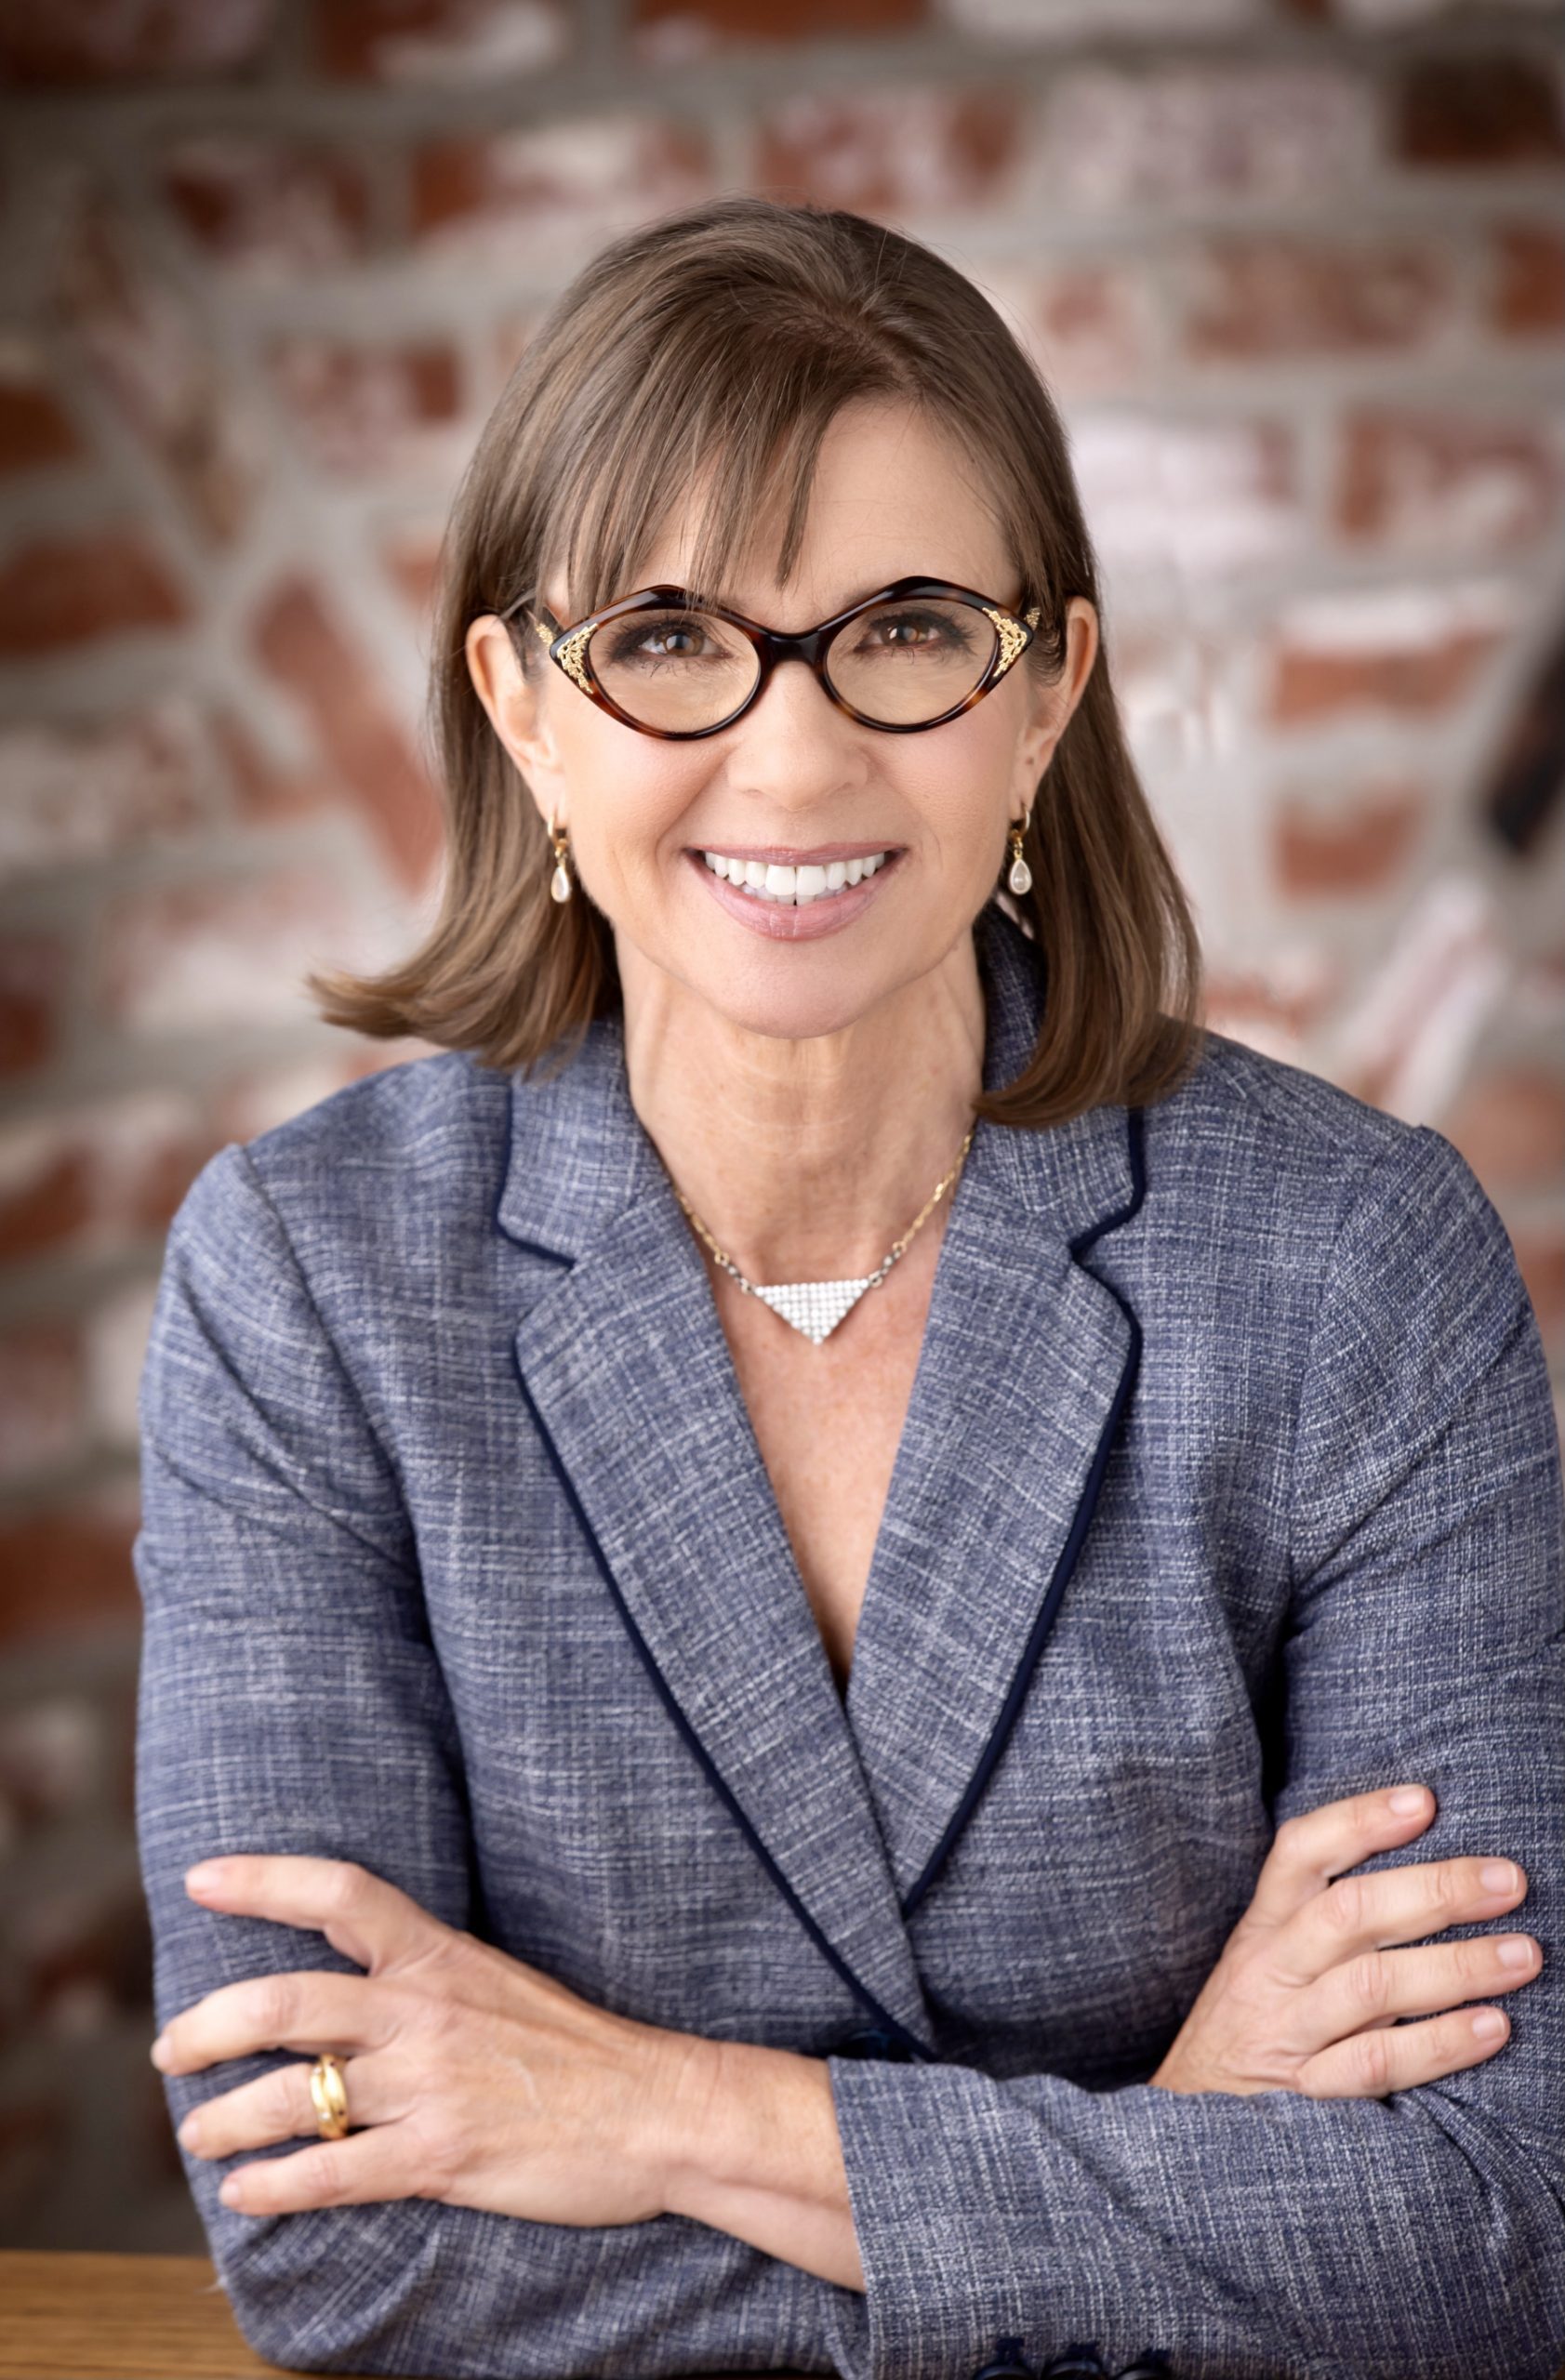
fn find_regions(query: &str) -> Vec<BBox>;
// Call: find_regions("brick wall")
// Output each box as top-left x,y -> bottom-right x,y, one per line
0,0 -> 1561,2254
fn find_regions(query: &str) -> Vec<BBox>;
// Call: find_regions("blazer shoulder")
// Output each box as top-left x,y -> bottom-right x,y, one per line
241,1047 -> 507,1198
1147,1025 -> 1430,1209
170,1049 -> 511,1277
1134,1026 -> 1528,1315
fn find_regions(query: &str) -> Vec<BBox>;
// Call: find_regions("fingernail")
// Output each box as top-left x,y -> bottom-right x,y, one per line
1482,1861 -> 1520,1893
1472,2010 -> 1506,2039
219,2175 -> 243,2207
1388,1788 -> 1428,1816
186,1862 -> 227,1893
150,2035 -> 171,2069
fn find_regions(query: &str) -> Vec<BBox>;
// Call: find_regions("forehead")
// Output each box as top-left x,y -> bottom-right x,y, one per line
556,400 -> 1014,621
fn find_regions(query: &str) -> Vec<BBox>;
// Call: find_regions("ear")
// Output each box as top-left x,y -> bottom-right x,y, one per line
465,613 -> 569,826
1013,596 -> 1099,806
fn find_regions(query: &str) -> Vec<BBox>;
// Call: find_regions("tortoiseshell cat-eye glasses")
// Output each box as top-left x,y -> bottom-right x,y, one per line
502,576 -> 1043,740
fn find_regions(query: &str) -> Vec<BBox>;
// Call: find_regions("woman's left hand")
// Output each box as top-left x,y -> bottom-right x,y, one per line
153,1855 -> 713,2226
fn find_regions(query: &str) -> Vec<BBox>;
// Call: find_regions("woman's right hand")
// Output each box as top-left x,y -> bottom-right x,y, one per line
1148,1785 -> 1543,2098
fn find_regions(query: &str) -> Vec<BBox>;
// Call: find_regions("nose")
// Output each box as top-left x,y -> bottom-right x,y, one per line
723,653 -> 867,800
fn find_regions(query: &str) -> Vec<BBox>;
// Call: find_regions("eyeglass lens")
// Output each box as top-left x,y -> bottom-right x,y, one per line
586,597 -> 1001,731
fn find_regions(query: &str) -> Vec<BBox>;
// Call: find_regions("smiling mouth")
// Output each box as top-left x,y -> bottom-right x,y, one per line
696,847 -> 900,906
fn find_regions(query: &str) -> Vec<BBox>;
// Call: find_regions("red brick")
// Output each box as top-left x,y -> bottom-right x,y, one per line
1182,236 -> 1452,361
0,1697 -> 103,1828
0,350 -> 83,473
0,1320 -> 86,1489
1267,587 -> 1512,724
0,1092 -> 212,1263
1441,1066 -> 1565,1192
93,863 -> 403,1034
267,334 -> 462,478
411,116 -> 711,253
1393,54 -> 1565,169
210,706 -> 339,824
491,310 -> 542,391
1333,408 -> 1563,554
0,700 -> 210,889
0,933 -> 69,1078
1271,630 -> 1502,722
756,88 -> 1022,214
1329,871 -> 1508,1120
1200,962 -> 1336,1058
91,1277 -> 162,1457
1275,780 -> 1425,898
1071,415 -> 1302,577
0,0 -> 278,82
0,529 -> 185,654
1491,220 -> 1565,335
212,1050 -> 427,1146
317,0 -> 571,80
160,135 -> 372,279
253,575 -> 443,888
381,521 -> 445,621
54,197 -> 261,546
0,1485 -> 141,1652
634,0 -> 923,60
18,1869 -> 153,2034
983,259 -> 1148,396
1043,62 -> 1376,211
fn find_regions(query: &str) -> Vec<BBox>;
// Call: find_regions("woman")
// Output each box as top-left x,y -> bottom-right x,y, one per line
134,197 -> 1564,2380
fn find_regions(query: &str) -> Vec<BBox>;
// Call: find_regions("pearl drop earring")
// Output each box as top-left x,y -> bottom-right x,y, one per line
1006,806 -> 1033,896
548,813 -> 572,904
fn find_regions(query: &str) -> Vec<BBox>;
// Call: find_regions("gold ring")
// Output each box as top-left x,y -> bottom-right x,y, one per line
309,2052 -> 351,2140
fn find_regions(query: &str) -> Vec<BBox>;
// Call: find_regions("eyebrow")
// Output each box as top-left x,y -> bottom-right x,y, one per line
618,577 -> 951,616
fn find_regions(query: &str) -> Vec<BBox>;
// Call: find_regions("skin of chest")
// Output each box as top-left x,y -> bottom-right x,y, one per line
701,1202 -> 953,1697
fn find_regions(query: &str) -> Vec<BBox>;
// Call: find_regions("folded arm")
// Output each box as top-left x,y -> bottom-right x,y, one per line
134,1142 -> 858,2379
811,1127 -> 1565,2380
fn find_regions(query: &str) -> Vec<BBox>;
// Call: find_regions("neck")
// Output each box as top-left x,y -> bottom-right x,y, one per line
617,929 -> 987,1286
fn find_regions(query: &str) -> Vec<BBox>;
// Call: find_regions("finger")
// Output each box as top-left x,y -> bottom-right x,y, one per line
1304,1931 -> 1542,2041
184,1855 -> 457,1979
1243,1788 -> 1438,1933
1271,1855 -> 1531,1989
217,2121 -> 417,2215
153,1969 -> 387,2075
178,2050 -> 397,2162
1293,2003 -> 1513,2101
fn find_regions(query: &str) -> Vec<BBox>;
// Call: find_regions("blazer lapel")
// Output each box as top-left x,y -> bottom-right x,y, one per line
497,900 -> 1145,2054
499,997 -> 935,2055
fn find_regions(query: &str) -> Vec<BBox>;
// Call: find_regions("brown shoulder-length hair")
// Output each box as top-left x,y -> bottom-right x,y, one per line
307,193 -> 1206,1130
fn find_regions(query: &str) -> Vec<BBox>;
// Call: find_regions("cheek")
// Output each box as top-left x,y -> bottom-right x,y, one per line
896,726 -> 1012,850
562,727 -> 697,874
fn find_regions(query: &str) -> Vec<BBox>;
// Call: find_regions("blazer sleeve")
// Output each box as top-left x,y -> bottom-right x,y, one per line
824,1123 -> 1565,2380
133,1141 -> 851,2380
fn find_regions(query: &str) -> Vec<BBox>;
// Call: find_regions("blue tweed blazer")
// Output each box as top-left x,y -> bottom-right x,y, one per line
133,896 -> 1565,2380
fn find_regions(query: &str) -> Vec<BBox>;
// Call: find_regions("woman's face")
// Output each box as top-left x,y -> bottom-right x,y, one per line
467,398 -> 1098,1045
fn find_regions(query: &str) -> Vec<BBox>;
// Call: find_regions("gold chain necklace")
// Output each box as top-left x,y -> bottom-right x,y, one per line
670,1125 -> 976,1346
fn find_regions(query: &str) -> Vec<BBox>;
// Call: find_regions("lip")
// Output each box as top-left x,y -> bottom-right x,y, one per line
686,846 -> 903,941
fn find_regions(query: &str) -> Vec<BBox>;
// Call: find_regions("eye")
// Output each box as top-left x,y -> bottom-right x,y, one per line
847,607 -> 978,656
601,615 -> 716,666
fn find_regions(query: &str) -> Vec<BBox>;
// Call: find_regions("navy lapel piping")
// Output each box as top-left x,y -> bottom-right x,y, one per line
509,1341 -> 944,2065
899,1102 -> 1147,1921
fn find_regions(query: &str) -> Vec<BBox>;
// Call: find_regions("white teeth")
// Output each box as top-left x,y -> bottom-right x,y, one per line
700,850 -> 893,904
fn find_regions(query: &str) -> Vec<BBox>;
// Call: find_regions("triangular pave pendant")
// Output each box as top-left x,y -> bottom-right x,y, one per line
752,1276 -> 876,1345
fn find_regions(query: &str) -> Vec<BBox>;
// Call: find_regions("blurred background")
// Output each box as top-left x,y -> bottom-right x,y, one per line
0,0 -> 1561,2255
